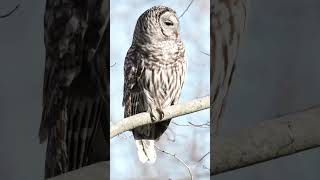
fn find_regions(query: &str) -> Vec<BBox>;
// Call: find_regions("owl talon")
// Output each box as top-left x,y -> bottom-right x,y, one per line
156,108 -> 164,120
150,109 -> 158,122
150,108 -> 164,121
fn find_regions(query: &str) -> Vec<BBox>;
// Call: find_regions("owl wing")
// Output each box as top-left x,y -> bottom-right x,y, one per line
40,0 -> 109,178
211,0 -> 247,134
39,0 -> 84,143
122,46 -> 145,118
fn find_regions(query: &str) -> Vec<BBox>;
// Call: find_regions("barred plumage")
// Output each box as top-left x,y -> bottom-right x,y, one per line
211,0 -> 247,135
39,0 -> 109,178
123,6 -> 186,163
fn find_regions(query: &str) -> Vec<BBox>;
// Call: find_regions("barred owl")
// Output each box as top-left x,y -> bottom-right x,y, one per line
39,0 -> 109,178
211,0 -> 247,135
123,6 -> 187,163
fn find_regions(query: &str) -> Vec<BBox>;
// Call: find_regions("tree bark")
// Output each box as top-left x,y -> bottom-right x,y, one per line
212,106 -> 320,175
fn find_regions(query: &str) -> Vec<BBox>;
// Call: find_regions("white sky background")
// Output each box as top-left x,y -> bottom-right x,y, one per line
110,0 -> 210,179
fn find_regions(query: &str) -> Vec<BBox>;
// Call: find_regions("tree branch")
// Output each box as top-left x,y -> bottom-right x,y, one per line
48,162 -> 109,180
212,106 -> 320,175
155,145 -> 193,180
110,96 -> 210,138
0,4 -> 20,18
179,0 -> 194,18
49,105 -> 320,179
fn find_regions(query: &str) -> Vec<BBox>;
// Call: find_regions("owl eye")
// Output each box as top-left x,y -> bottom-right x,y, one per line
164,21 -> 174,26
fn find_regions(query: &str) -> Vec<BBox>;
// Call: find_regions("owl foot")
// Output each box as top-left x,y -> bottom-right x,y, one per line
157,108 -> 165,120
150,108 -> 165,122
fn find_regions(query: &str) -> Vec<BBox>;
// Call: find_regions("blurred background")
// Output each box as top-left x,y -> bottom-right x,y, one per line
110,0 -> 210,179
0,0 -> 320,180
215,0 -> 320,180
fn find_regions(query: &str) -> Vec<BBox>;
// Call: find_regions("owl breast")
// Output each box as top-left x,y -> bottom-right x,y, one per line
141,59 -> 186,109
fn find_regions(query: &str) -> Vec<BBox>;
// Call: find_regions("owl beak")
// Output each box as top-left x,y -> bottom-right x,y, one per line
175,31 -> 179,39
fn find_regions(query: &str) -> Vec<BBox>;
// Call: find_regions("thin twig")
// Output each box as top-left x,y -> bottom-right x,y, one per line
172,122 -> 191,127
110,62 -> 116,67
0,4 -> 20,18
188,121 -> 210,128
155,145 -> 193,180
200,50 -> 210,56
179,0 -> 194,19
198,152 -> 210,162
172,121 -> 210,128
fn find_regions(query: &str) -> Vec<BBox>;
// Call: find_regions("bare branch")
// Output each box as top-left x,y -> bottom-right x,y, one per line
155,145 -> 193,180
198,152 -> 210,162
212,106 -> 320,175
172,121 -> 210,128
172,121 -> 191,127
179,0 -> 194,19
0,4 -> 20,19
188,121 -> 210,128
110,96 -> 210,138
200,50 -> 210,56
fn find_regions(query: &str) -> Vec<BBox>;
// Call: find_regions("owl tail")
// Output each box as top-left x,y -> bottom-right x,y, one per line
135,140 -> 157,164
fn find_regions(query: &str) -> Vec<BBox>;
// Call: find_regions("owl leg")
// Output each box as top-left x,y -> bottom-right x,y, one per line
145,92 -> 164,121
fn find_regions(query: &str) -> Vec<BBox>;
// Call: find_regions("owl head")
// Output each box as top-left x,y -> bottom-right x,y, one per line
133,5 -> 181,44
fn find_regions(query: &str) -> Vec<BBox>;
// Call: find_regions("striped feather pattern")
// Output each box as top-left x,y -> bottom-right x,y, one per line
40,0 -> 109,178
123,6 -> 186,141
211,0 -> 247,135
